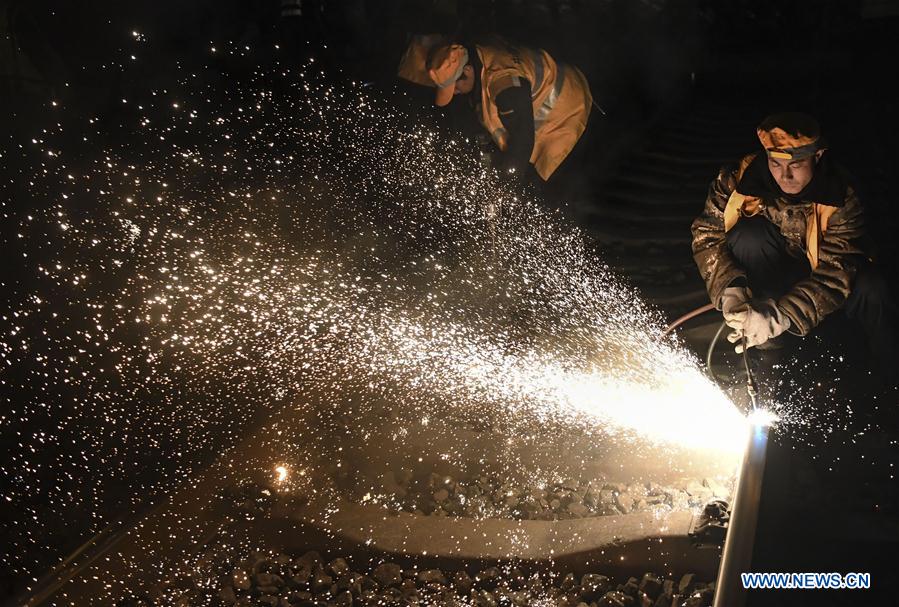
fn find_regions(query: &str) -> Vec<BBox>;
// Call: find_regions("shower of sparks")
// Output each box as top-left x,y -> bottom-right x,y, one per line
369,314 -> 747,452
0,47 -> 754,597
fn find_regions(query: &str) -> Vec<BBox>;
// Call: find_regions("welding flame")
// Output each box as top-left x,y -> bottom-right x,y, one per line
557,368 -> 749,453
488,358 -> 750,454
375,316 -> 750,454
747,408 -> 779,427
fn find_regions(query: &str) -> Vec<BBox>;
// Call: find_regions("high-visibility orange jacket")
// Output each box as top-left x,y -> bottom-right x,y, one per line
398,38 -> 592,181
474,44 -> 592,180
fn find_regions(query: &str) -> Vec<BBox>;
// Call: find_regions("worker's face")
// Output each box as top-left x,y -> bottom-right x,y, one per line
453,65 -> 475,95
767,150 -> 824,194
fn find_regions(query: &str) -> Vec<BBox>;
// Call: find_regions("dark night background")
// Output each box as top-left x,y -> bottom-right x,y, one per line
4,0 -> 898,275
2,1 -> 899,606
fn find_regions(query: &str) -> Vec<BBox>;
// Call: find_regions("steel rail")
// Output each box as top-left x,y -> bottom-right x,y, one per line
712,420 -> 769,607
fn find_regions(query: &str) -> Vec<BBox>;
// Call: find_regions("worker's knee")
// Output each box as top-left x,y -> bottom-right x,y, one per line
725,216 -> 797,289
725,215 -> 785,263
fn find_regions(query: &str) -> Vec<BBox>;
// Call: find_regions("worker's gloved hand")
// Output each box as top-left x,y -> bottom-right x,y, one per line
720,286 -> 752,318
725,299 -> 791,353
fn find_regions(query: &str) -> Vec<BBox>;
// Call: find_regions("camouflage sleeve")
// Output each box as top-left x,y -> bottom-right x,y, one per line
691,165 -> 747,308
777,188 -> 866,335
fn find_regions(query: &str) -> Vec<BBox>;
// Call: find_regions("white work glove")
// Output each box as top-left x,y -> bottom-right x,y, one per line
725,299 -> 791,353
720,286 -> 752,317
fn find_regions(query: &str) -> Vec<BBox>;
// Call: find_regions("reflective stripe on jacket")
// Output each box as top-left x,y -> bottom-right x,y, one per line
476,44 -> 591,180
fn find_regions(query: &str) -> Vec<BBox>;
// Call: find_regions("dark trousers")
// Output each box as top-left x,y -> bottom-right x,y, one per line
726,215 -> 897,370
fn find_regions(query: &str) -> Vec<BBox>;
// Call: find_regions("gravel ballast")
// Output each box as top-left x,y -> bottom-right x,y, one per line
124,548 -> 715,607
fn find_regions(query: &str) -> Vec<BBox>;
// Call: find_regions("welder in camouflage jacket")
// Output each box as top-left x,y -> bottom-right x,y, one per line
691,113 -> 895,365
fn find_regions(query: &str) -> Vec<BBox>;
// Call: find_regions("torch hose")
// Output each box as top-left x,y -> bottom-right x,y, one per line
662,302 -> 716,336
741,331 -> 760,411
661,303 -> 724,374
663,304 -> 763,402
706,320 -> 727,373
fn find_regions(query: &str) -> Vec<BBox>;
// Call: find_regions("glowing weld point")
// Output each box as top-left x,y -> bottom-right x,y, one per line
274,465 -> 288,483
747,408 -> 779,427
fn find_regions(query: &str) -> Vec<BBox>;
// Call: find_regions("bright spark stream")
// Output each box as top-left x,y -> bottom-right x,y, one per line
1,51 -> 748,591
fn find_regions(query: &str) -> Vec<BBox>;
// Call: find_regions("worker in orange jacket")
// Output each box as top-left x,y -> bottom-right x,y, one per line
399,37 -> 592,183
